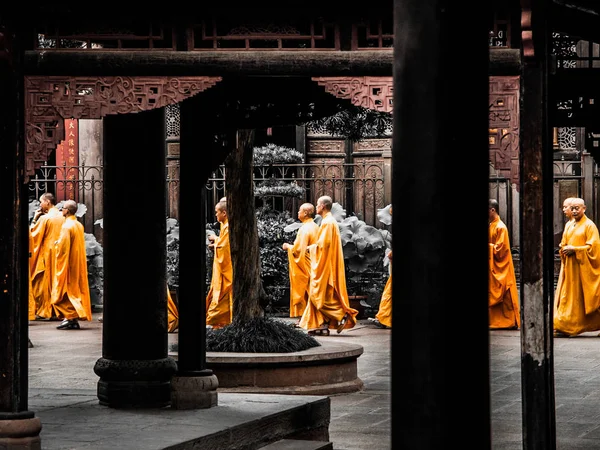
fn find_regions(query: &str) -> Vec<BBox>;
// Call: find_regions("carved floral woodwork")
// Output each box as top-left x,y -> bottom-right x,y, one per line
24,76 -> 221,180
489,76 -> 520,188
312,77 -> 393,113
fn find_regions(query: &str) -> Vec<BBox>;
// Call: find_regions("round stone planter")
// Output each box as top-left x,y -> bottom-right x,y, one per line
169,340 -> 364,395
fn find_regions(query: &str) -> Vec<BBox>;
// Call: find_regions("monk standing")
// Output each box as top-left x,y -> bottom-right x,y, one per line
554,197 -> 600,337
488,198 -> 520,329
299,195 -> 358,335
30,192 -> 65,320
206,200 -> 233,329
283,202 -> 319,321
52,200 -> 93,330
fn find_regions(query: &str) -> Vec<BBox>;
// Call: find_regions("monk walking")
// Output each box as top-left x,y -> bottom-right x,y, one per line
488,198 -> 520,330
299,195 -> 358,335
283,202 -> 319,321
206,200 -> 233,329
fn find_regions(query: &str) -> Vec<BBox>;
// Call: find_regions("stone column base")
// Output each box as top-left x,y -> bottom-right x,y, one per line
94,358 -> 177,408
0,415 -> 42,450
171,374 -> 219,410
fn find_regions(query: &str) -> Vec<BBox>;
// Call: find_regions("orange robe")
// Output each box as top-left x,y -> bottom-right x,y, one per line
286,218 -> 319,318
51,215 -> 92,321
28,229 -> 36,321
554,215 -> 600,335
206,220 -> 233,328
376,262 -> 392,328
167,288 -> 179,332
488,216 -> 520,329
299,211 -> 358,331
30,206 -> 65,318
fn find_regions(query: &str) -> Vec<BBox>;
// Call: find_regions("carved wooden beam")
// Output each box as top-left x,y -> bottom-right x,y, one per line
312,76 -> 393,114
24,76 -> 221,180
24,51 -> 394,77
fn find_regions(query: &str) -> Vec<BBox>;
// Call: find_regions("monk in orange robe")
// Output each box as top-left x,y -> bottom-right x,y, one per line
30,192 -> 65,319
206,200 -> 233,329
51,200 -> 92,330
554,197 -> 600,337
488,198 -> 520,329
299,195 -> 358,335
283,202 -> 319,320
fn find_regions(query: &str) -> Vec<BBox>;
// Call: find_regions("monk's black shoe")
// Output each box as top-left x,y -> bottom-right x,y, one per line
57,319 -> 80,330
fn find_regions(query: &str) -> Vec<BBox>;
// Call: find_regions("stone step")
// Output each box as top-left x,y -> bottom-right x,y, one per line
259,439 -> 334,450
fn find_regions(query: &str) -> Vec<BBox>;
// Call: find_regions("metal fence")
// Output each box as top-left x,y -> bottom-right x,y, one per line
28,160 -> 388,236
205,161 -> 387,227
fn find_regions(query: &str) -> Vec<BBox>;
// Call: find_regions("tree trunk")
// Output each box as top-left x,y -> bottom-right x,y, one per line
225,129 -> 264,322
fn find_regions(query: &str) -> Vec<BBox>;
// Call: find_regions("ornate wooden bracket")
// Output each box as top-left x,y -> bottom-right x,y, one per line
521,0 -> 534,59
311,76 -> 393,114
24,76 -> 221,180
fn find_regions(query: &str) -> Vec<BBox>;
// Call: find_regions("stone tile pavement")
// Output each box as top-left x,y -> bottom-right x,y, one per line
27,313 -> 391,450
491,329 -> 600,449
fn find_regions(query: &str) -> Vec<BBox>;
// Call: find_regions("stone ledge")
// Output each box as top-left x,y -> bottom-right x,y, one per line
169,341 -> 364,395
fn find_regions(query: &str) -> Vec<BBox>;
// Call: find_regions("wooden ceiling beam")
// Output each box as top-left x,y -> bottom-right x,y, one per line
25,51 -> 395,77
26,49 -> 521,77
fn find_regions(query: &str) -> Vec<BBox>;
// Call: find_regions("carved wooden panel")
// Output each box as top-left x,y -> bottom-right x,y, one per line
24,76 -> 221,179
489,76 -> 520,188
307,139 -> 345,155
312,77 -> 393,113
354,138 -> 391,154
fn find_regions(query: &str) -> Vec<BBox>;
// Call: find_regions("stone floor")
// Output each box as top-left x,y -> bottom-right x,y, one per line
27,313 -> 392,450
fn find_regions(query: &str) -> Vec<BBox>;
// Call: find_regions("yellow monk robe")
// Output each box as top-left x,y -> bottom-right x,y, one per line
488,215 -> 520,329
375,262 -> 392,328
286,218 -> 319,318
51,215 -> 92,321
206,219 -> 233,328
554,215 -> 600,336
167,288 -> 179,332
30,206 -> 65,318
299,211 -> 358,331
28,229 -> 36,321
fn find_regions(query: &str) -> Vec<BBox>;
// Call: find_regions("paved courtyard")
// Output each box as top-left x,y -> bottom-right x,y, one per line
491,329 -> 600,449
27,313 -> 391,450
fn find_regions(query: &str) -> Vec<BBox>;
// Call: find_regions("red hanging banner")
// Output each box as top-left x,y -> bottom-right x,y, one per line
55,118 -> 79,202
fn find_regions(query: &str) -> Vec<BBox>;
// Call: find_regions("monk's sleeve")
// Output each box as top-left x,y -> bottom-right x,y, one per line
290,227 -> 310,265
577,223 -> 600,314
29,217 -> 49,275
52,226 -> 70,304
489,225 -> 509,306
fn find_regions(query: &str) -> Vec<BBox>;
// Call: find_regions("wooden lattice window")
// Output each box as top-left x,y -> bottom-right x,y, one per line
34,23 -> 176,50
189,18 -> 339,51
352,19 -> 394,50
489,9 -> 511,48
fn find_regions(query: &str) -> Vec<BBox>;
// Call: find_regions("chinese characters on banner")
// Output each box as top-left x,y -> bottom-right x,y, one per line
55,118 -> 79,202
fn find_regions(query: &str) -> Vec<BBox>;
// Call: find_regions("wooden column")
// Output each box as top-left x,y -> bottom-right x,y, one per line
171,94 -> 218,409
392,0 -> 491,447
520,0 -> 557,447
93,108 -> 177,408
0,21 -> 42,448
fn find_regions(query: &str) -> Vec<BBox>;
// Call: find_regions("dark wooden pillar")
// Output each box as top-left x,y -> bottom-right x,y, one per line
0,21 -> 42,448
520,0 -> 557,447
392,0 -> 491,447
171,95 -> 218,409
93,108 -> 177,408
